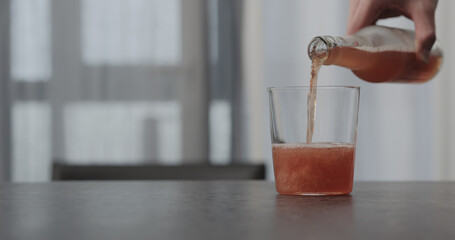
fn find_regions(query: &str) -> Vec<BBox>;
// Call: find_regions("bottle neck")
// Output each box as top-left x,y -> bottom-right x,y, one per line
307,35 -> 365,69
308,36 -> 350,65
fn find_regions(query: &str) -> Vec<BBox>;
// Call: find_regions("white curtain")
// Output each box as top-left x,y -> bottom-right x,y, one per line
8,0 -> 214,182
256,0 -> 455,180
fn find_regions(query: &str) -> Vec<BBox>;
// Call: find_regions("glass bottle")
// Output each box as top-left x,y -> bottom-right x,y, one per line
307,26 -> 443,83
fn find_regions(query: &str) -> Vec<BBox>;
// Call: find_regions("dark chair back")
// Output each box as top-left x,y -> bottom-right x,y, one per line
52,163 -> 266,180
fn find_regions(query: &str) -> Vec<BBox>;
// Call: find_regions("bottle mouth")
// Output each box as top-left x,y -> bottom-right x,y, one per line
307,36 -> 337,61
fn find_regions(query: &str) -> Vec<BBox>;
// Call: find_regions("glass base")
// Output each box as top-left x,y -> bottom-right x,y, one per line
277,191 -> 351,196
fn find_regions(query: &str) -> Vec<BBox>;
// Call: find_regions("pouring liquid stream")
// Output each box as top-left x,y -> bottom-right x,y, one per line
306,55 -> 325,143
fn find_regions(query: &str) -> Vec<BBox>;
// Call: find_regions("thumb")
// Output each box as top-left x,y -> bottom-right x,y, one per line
411,4 -> 436,62
347,0 -> 381,35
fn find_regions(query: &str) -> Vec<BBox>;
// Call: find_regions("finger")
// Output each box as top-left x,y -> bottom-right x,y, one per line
347,0 -> 382,34
377,7 -> 409,20
377,10 -> 402,19
410,3 -> 436,62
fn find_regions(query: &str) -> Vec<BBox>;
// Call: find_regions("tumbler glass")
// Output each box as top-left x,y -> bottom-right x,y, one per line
269,86 -> 360,195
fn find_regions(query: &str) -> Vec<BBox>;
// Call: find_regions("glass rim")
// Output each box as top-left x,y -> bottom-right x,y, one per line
267,85 -> 360,92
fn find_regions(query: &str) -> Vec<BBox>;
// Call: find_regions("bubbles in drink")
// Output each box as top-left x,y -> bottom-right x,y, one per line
272,143 -> 355,195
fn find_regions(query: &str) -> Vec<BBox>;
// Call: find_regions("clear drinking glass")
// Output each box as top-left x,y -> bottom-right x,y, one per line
269,86 -> 360,195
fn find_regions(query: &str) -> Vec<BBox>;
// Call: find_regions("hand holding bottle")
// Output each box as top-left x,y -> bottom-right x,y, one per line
347,0 -> 438,62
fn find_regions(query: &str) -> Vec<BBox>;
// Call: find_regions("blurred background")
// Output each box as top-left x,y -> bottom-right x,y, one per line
0,0 -> 454,182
